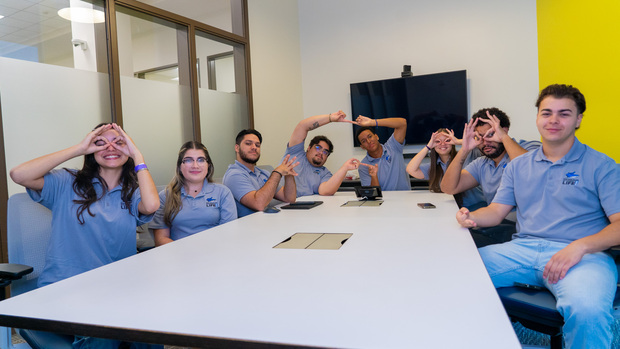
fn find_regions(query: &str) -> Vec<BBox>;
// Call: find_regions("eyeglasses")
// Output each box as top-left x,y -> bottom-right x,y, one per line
313,145 -> 331,156
181,157 -> 207,165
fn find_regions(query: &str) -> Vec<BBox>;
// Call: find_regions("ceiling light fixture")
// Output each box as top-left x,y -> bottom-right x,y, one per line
58,7 -> 105,24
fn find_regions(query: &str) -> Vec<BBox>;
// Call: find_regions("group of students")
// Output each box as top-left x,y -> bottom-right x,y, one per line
9,83 -> 620,349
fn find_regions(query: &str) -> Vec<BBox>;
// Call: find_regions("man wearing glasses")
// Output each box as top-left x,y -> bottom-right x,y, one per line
285,111 -> 360,197
223,129 -> 299,217
355,116 -> 410,190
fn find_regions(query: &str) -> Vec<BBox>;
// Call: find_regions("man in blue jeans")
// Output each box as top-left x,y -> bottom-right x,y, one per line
456,84 -> 620,348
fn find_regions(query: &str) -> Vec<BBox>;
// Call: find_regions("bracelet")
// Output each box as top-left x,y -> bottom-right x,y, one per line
375,119 -> 378,127
134,163 -> 148,173
425,145 -> 431,151
328,113 -> 333,122
272,170 -> 283,177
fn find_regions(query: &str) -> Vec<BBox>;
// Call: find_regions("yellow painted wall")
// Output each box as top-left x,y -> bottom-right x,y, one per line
537,0 -> 620,161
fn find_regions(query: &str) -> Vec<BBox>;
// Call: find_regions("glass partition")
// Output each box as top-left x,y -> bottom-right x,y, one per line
196,30 -> 248,180
0,0 -> 111,196
115,6 -> 193,187
135,0 -> 243,35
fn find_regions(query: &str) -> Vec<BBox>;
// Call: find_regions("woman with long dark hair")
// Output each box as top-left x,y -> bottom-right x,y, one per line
10,123 -> 160,348
406,128 -> 461,192
151,141 -> 236,246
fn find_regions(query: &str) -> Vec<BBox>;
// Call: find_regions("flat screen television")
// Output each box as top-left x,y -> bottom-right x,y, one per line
350,70 -> 468,147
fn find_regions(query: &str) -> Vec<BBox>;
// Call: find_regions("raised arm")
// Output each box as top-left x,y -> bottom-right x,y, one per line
110,124 -> 159,215
273,155 -> 299,203
406,132 -> 439,179
241,155 -> 299,210
289,111 -> 352,148
359,163 -> 379,186
478,111 -> 528,160
355,115 -> 407,143
10,124 -> 113,191
318,158 -> 360,196
440,120 -> 481,194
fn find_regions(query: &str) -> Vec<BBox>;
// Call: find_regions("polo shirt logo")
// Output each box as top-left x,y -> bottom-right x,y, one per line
205,197 -> 219,207
384,154 -> 391,163
562,171 -> 579,185
314,169 -> 320,174
120,201 -> 128,210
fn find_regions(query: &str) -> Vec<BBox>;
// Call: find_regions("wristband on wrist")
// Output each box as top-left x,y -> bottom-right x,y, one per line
375,119 -> 378,127
328,113 -> 333,122
425,145 -> 431,151
134,163 -> 148,173
272,170 -> 283,177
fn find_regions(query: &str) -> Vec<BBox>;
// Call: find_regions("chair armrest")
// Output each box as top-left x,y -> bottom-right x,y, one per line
0,263 -> 33,281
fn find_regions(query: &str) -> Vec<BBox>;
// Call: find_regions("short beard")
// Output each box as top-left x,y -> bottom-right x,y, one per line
482,142 -> 506,159
239,151 -> 259,165
311,158 -> 323,166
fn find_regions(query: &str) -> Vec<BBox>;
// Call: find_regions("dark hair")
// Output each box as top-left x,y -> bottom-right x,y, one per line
535,84 -> 586,115
309,135 -> 333,153
355,126 -> 376,142
67,123 -> 137,224
471,107 -> 510,129
164,141 -> 214,226
235,129 -> 262,145
428,128 -> 457,193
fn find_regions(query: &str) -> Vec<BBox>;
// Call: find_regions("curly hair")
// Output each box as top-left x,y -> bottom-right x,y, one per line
471,107 -> 511,129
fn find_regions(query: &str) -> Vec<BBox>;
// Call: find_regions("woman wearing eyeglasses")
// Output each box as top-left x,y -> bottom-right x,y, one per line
151,141 -> 237,246
406,128 -> 461,193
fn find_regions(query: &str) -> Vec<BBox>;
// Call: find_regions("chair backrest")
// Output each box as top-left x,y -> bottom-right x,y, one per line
7,192 -> 53,296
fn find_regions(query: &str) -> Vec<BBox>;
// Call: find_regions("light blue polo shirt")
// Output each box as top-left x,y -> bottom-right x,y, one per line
464,139 -> 540,205
27,169 -> 152,287
284,142 -> 333,197
150,180 -> 237,240
493,138 -> 620,243
419,157 -> 448,180
223,160 -> 273,218
359,134 -> 411,190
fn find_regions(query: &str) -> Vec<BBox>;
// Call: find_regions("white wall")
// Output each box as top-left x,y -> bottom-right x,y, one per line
248,0 -> 540,170
246,0 -> 304,168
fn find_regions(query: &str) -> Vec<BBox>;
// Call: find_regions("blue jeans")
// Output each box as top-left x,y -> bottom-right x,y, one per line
479,238 -> 617,349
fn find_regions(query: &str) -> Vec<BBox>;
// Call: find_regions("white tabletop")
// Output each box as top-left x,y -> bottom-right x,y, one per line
0,191 -> 520,348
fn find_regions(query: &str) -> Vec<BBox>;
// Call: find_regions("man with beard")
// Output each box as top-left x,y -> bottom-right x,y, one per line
223,129 -> 299,218
285,111 -> 361,197
441,107 -> 540,208
456,84 -> 620,348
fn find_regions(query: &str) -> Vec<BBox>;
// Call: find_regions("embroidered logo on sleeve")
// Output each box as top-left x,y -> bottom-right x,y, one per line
205,197 -> 219,208
562,171 -> 579,185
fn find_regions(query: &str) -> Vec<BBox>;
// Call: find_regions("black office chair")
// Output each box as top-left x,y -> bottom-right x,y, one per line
497,255 -> 620,349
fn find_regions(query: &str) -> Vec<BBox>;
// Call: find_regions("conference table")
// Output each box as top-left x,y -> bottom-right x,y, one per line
0,191 -> 520,348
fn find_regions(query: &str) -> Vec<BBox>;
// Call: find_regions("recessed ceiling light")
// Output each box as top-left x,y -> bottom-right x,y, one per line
58,7 -> 105,24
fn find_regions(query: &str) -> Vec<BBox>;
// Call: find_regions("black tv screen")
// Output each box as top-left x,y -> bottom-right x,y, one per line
350,70 -> 468,147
